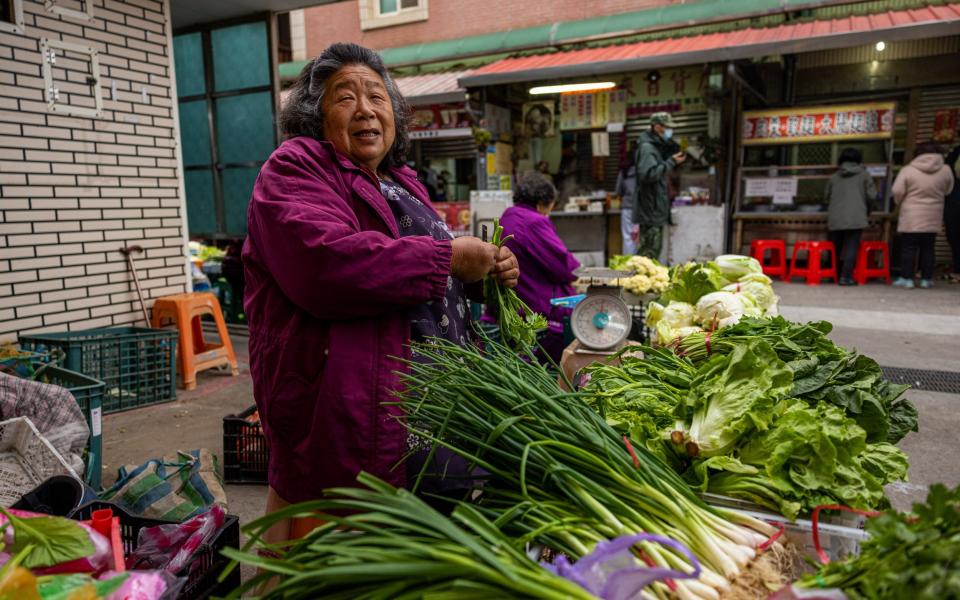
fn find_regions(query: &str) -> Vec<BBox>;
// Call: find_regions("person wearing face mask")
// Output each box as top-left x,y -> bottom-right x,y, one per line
632,112 -> 686,259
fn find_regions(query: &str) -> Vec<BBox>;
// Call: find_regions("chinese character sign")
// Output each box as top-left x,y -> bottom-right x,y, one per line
742,103 -> 895,145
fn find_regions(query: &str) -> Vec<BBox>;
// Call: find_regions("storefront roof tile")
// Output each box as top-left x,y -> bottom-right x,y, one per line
461,4 -> 960,87
394,70 -> 474,105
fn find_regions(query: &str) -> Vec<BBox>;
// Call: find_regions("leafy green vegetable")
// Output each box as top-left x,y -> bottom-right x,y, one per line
657,261 -> 727,306
0,510 -> 93,570
678,339 -> 792,458
484,219 -> 548,349
800,483 -> 960,599
714,254 -> 763,282
675,316 -> 918,444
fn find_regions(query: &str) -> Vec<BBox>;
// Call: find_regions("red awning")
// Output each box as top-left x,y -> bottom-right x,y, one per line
460,4 -> 960,87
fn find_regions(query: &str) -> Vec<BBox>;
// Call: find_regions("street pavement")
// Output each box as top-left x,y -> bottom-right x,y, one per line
99,279 -> 959,571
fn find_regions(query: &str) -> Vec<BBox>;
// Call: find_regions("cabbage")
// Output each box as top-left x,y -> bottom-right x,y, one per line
695,291 -> 746,327
714,254 -> 763,283
648,301 -> 698,346
723,273 -> 778,316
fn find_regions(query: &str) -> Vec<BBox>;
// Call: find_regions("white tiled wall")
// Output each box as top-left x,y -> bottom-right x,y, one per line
0,0 -> 188,343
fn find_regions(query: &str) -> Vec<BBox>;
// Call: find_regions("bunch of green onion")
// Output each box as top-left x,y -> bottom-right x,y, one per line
399,337 -> 779,600
483,218 -> 548,348
220,472 -> 598,599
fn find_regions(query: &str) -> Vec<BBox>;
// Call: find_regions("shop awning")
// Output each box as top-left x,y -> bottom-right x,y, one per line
395,70 -> 474,106
460,4 -> 960,87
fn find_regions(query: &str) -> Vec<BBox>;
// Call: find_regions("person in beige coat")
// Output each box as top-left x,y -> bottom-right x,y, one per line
892,142 -> 955,288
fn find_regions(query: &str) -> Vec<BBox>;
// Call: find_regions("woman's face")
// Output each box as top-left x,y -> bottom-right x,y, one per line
321,64 -> 396,173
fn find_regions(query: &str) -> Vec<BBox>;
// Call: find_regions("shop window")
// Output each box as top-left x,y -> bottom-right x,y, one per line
0,0 -> 25,34
360,0 -> 427,30
41,38 -> 103,119
45,0 -> 94,22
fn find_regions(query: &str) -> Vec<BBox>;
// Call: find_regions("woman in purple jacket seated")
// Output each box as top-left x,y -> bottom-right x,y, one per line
242,43 -> 518,541
494,172 -> 581,362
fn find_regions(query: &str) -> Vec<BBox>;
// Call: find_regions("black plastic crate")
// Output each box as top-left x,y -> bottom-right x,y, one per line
222,405 -> 268,484
19,327 -> 177,414
70,501 -> 240,600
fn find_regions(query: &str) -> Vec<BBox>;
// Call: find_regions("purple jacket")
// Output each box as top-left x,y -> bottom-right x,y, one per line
242,137 -> 452,503
499,204 -> 580,317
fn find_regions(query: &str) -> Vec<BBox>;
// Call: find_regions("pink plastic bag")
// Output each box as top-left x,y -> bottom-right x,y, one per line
0,508 -> 112,575
127,505 -> 226,573
100,569 -> 185,600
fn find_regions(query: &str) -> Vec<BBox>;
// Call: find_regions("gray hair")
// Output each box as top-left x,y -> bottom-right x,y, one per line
514,172 -> 557,208
279,43 -> 411,169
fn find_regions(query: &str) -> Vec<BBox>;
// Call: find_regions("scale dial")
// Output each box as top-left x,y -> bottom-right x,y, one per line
570,290 -> 632,351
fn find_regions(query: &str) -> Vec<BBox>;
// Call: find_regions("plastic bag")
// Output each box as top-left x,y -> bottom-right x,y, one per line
0,509 -> 112,575
101,570 -> 185,600
543,533 -> 700,600
127,505 -> 226,573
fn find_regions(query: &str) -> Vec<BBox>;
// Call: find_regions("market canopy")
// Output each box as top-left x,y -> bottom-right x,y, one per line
395,70 -> 474,106
459,4 -> 960,87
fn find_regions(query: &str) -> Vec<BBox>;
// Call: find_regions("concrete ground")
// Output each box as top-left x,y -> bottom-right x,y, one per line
98,279 -> 959,562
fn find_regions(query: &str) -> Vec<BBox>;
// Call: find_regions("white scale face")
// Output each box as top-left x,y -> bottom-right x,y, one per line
570,287 -> 632,351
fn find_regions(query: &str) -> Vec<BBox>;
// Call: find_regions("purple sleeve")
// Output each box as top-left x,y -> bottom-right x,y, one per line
508,217 -> 580,285
248,152 -> 452,319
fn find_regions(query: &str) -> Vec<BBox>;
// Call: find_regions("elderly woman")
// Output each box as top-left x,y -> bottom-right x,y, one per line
489,172 -> 580,363
242,43 -> 518,539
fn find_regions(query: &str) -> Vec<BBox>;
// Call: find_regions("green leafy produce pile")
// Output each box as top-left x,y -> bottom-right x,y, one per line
799,483 -> 960,599
582,329 -> 911,520
673,317 -> 917,445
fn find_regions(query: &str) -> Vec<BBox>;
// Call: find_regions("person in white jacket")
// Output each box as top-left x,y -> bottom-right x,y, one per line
892,141 -> 955,288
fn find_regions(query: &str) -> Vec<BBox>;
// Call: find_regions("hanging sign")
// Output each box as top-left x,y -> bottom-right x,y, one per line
742,102 -> 896,145
559,89 -> 629,130
410,103 -> 472,134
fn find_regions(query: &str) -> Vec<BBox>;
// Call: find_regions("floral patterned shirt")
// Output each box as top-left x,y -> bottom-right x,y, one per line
380,179 -> 468,347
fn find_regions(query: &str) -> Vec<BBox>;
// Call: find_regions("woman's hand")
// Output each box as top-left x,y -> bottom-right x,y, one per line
491,245 -> 519,288
451,237 -> 497,283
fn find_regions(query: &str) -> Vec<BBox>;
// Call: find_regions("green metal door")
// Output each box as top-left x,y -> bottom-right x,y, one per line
174,19 -> 277,238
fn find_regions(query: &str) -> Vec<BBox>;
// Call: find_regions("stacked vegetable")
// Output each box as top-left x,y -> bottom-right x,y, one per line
398,337 -> 785,599
609,255 -> 670,296
223,473 -> 599,600
484,219 -> 548,348
799,483 -> 960,599
582,328 -> 912,520
646,255 -> 779,346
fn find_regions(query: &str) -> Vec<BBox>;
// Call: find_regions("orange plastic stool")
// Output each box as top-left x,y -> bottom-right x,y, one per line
788,241 -> 838,285
750,239 -> 788,281
853,241 -> 891,285
151,292 -> 239,390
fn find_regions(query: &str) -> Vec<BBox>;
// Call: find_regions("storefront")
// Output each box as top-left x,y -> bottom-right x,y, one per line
461,64 -> 721,264
731,34 -> 960,269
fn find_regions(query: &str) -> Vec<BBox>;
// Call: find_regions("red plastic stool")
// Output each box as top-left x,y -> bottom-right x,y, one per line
853,241 -> 891,285
750,239 -> 788,281
788,241 -> 838,285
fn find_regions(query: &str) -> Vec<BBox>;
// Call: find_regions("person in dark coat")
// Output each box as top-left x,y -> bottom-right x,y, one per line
632,112 -> 686,259
825,147 -> 877,285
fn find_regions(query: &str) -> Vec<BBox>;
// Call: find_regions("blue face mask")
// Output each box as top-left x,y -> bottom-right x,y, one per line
663,128 -> 674,140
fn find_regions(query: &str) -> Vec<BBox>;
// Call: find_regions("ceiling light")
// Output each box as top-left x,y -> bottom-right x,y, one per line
529,82 -> 616,95
875,41 -> 886,52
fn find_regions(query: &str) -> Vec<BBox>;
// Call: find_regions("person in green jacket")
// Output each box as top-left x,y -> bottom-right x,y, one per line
632,112 -> 686,259
825,147 -> 877,285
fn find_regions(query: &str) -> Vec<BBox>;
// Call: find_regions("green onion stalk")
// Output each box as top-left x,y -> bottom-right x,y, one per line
483,218 -> 548,349
396,337 -> 779,600
219,472 -> 599,600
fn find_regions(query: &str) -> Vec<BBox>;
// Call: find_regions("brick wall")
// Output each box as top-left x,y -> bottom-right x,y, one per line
0,0 -> 188,343
304,0 -> 675,57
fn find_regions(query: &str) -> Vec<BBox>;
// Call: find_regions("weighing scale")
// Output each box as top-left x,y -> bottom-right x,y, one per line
568,267 -> 633,353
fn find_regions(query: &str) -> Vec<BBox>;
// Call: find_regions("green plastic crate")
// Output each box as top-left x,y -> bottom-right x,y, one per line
31,364 -> 105,490
19,327 -> 177,414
